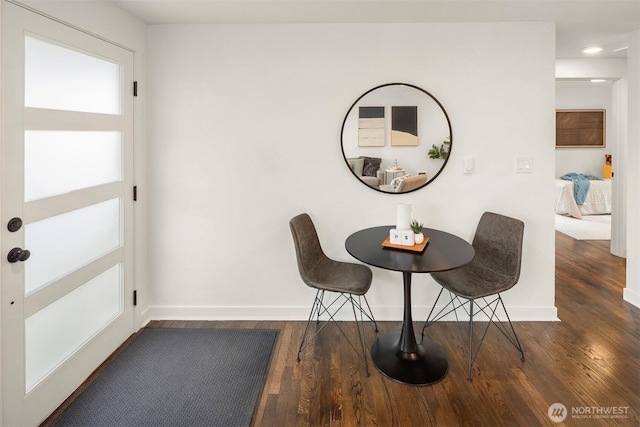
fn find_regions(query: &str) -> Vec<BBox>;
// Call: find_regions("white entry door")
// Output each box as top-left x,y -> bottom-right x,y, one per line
1,3 -> 135,425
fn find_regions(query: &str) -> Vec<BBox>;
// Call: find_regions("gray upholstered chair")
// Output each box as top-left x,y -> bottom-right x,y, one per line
289,213 -> 378,376
421,212 -> 525,381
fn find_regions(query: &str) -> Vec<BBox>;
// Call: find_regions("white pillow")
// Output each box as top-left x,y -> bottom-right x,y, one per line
390,174 -> 411,190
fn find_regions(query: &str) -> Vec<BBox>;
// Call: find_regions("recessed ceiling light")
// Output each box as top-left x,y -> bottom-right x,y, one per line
581,47 -> 603,54
591,79 -> 606,83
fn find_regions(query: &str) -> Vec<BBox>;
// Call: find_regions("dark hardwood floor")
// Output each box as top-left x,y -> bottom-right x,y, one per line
43,232 -> 639,427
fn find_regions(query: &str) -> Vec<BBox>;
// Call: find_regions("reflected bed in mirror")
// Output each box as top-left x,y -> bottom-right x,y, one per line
341,83 -> 452,194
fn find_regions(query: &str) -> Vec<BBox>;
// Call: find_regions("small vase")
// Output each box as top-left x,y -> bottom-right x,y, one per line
414,233 -> 425,244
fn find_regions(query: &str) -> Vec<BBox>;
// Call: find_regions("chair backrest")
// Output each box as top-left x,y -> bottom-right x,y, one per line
472,212 -> 525,283
396,175 -> 428,192
289,213 -> 327,288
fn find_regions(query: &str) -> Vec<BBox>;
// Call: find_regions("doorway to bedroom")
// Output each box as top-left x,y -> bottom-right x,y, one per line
554,80 -> 614,245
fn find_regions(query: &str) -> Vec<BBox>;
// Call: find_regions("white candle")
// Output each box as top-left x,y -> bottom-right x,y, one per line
396,203 -> 412,230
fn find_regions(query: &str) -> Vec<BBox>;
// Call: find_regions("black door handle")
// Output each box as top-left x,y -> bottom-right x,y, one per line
7,248 -> 30,263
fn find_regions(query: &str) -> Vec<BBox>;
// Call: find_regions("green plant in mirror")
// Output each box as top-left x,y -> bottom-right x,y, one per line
410,220 -> 423,234
428,137 -> 451,159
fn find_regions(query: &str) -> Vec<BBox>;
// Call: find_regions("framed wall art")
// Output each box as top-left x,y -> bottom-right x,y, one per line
556,109 -> 606,148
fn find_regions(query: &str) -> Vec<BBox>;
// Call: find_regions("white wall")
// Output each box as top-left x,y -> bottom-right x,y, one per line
147,22 -> 558,321
625,30 -> 640,307
611,78 -> 628,258
555,82 -> 613,177
556,58 -> 627,80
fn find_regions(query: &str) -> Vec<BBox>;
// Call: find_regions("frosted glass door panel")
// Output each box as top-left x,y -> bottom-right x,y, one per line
25,198 -> 120,294
25,36 -> 121,114
25,264 -> 122,391
24,131 -> 122,201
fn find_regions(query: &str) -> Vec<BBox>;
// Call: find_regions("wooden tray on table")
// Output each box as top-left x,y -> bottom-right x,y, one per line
381,237 -> 430,253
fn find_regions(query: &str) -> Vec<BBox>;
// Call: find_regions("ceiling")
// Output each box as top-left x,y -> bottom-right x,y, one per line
109,0 -> 639,58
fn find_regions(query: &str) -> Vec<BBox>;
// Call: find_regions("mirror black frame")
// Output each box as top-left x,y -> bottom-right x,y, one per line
340,82 -> 453,194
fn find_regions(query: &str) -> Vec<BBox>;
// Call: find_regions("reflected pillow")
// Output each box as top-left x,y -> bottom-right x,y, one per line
361,156 -> 382,177
347,157 -> 365,176
390,173 -> 410,190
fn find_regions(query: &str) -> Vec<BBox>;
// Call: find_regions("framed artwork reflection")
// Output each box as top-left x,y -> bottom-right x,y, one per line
392,106 -> 418,146
358,106 -> 385,147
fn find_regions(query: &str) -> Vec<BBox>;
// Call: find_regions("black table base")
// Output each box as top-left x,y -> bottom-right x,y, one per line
370,332 -> 448,385
345,227 -> 475,386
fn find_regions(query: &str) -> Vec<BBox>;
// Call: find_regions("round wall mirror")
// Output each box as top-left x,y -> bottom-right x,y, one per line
341,83 -> 452,193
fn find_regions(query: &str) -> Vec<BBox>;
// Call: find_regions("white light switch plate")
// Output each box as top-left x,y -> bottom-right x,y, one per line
516,157 -> 533,174
463,157 -> 474,174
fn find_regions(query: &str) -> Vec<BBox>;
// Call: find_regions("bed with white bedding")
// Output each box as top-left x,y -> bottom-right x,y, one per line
555,178 -> 612,218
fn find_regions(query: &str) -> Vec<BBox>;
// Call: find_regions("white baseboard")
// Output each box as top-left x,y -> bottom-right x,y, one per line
136,306 -> 152,330
145,304 -> 559,322
623,288 -> 640,309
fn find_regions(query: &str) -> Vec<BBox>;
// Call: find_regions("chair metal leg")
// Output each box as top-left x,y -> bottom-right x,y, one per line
421,287 -> 445,337
472,295 -> 525,363
465,294 -> 526,381
466,296 -> 508,382
297,290 -> 322,362
467,299 -> 474,382
498,295 -> 525,362
297,290 -> 376,376
350,296 -> 370,377
314,290 -> 325,323
361,295 -> 379,332
424,289 -> 525,382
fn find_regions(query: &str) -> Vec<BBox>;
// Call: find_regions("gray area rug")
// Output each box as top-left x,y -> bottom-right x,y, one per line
53,328 -> 278,427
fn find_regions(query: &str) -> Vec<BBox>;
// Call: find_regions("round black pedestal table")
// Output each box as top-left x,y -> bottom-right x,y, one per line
345,226 -> 475,385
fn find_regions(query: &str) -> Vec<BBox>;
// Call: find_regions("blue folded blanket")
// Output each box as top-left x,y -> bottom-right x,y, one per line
561,173 -> 603,205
